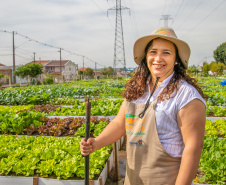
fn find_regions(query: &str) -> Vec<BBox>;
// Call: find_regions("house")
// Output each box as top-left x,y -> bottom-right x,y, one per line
28,60 -> 51,74
196,65 -> 202,72
117,71 -> 123,77
78,67 -> 86,72
93,70 -> 102,76
0,64 -> 24,84
46,60 -> 78,80
30,60 -> 78,81
0,63 -> 9,84
78,68 -> 102,77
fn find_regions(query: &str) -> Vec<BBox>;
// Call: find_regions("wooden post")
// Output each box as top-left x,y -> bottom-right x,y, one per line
113,142 -> 120,181
89,180 -> 94,185
107,160 -> 111,177
99,176 -> 103,185
85,99 -> 91,185
33,177 -> 38,185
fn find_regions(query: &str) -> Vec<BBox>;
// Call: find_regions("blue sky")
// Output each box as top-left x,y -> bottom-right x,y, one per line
0,0 -> 226,69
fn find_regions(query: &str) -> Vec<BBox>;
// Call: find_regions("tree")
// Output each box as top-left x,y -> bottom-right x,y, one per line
101,68 -> 108,76
107,67 -> 114,76
0,73 -> 4,87
14,63 -> 43,85
84,67 -> 94,77
210,62 -> 218,76
101,67 -> 114,77
210,61 -> 226,76
4,75 -> 11,87
27,63 -> 43,79
217,63 -> 225,76
213,42 -> 226,64
78,71 -> 83,76
187,66 -> 199,76
14,65 -> 30,79
202,63 -> 210,77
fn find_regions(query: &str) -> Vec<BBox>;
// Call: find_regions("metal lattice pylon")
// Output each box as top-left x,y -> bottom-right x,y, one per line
108,0 -> 129,74
160,15 -> 172,27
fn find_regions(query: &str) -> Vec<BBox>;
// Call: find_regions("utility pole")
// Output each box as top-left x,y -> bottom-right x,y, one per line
83,56 -> 85,79
12,31 -> 16,84
160,15 -> 172,27
33,52 -> 36,63
59,48 -> 62,74
95,62 -> 97,79
108,0 -> 129,75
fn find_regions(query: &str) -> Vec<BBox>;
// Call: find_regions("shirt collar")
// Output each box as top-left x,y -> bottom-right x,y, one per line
147,72 -> 174,87
159,72 -> 174,87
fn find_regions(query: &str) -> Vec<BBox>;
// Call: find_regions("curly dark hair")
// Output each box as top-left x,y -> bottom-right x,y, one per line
122,40 -> 207,101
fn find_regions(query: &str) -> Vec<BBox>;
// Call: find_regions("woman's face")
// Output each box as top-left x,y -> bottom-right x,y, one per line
146,38 -> 176,82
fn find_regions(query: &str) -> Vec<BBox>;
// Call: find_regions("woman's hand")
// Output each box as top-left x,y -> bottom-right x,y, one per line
80,100 -> 127,156
80,138 -> 96,156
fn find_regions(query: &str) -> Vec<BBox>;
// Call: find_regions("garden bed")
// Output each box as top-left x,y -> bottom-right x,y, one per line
0,134 -> 125,185
0,151 -> 113,185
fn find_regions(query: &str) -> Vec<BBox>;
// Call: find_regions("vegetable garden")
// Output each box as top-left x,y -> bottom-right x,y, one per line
0,78 -> 225,184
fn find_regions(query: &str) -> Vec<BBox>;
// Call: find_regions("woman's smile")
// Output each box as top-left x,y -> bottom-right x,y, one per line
152,63 -> 166,69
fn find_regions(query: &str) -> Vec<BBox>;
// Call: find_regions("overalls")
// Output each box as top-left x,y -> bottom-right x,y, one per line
124,100 -> 181,185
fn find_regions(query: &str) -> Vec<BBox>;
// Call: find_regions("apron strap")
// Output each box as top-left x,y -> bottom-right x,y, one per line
138,77 -> 160,118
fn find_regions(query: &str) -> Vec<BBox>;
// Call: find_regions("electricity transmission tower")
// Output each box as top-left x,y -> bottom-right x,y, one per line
108,0 -> 129,74
160,15 -> 172,27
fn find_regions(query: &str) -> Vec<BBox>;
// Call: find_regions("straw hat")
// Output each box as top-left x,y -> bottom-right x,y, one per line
133,27 -> 191,69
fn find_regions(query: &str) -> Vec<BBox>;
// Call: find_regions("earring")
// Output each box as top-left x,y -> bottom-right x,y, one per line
175,61 -> 178,65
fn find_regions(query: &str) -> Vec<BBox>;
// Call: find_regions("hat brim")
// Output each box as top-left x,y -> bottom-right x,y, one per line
133,34 -> 191,69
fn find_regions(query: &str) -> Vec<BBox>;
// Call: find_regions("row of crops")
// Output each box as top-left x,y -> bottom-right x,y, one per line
0,80 -> 124,105
0,117 -> 112,180
0,78 -> 225,106
0,78 -> 225,184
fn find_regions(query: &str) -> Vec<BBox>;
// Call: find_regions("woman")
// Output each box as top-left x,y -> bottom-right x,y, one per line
80,27 -> 206,185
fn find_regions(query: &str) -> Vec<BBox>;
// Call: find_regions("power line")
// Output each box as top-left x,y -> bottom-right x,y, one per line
170,0 -> 186,26
159,0 -> 168,26
90,0 -> 115,30
128,0 -> 139,38
16,49 -> 32,56
167,0 -> 174,15
0,29 -> 103,68
0,54 -> 12,56
15,40 -> 31,49
175,0 -> 204,30
15,54 -> 33,60
90,0 -> 105,13
15,32 -> 60,49
122,0 -> 128,7
181,0 -> 226,37
16,47 -> 35,54
0,45 -> 11,49
161,0 -> 168,17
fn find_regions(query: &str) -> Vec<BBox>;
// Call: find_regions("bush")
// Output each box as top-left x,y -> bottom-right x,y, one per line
43,77 -> 54,85
37,81 -> 42,85
31,79 -> 36,85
